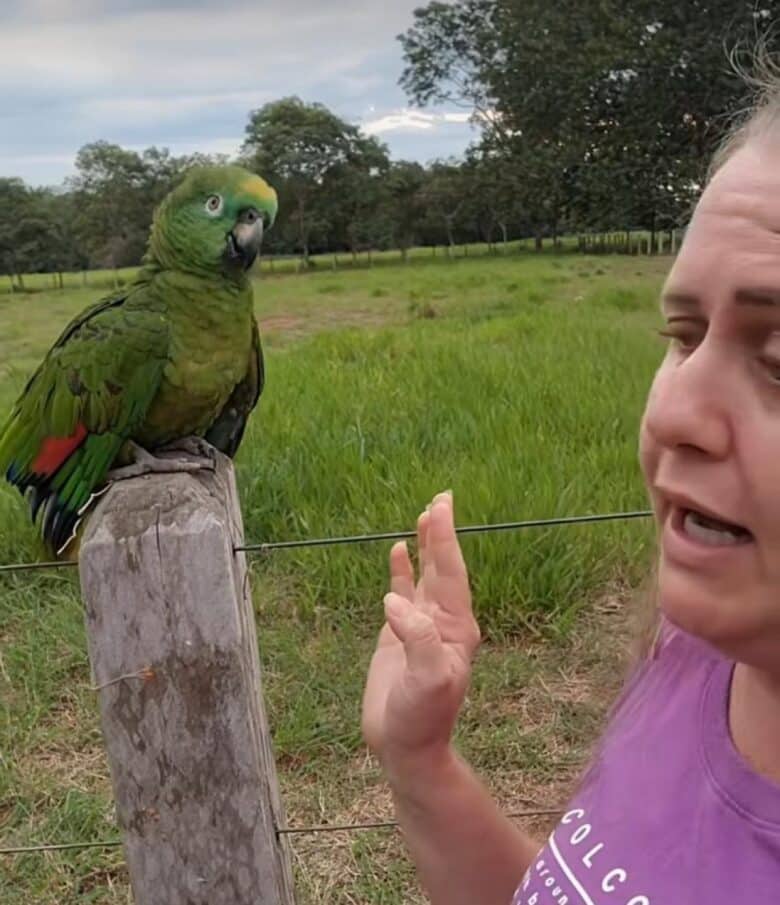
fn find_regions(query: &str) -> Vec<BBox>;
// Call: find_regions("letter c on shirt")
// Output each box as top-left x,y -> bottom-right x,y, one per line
561,809 -> 585,825
601,868 -> 627,892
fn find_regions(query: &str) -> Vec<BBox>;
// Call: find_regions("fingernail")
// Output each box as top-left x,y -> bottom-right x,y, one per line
384,593 -> 405,619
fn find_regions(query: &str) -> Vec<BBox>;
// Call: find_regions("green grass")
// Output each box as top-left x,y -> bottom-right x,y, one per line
0,252 -> 668,902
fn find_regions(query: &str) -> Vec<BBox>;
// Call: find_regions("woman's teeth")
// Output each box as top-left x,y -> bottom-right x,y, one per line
682,509 -> 751,546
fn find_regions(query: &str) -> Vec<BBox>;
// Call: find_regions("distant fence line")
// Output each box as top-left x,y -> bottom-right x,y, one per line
1,230 -> 681,294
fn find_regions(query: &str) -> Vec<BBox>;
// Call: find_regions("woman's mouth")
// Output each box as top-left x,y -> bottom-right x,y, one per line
662,503 -> 754,570
679,508 -> 753,546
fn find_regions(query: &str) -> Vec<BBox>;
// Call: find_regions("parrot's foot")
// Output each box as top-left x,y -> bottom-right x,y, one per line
159,435 -> 219,465
105,439 -> 217,482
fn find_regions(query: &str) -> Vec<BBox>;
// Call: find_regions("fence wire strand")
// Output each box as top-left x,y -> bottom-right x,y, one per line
0,509 -> 653,575
0,808 -> 564,856
0,558 -> 78,574
0,508 -> 649,862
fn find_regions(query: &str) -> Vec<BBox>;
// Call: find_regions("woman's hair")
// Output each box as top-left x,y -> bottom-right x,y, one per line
708,38 -> 780,180
628,563 -> 662,665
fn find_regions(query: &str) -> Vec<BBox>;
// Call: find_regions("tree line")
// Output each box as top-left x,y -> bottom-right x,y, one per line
0,122 -> 520,288
1,0 -> 775,286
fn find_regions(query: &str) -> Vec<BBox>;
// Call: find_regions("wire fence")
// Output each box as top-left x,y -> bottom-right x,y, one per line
0,508 -> 653,575
0,505 -> 653,865
0,809 -> 565,857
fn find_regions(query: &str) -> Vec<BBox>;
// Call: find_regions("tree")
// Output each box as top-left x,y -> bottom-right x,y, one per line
401,0 -> 603,245
65,142 -> 223,277
578,1 -> 773,245
463,149 -> 521,249
421,160 -> 470,253
67,142 -> 150,272
399,0 -> 500,135
326,138 -> 392,261
384,161 -> 428,262
36,190 -> 89,287
398,0 -> 778,242
242,97 -> 388,264
0,178 -> 33,289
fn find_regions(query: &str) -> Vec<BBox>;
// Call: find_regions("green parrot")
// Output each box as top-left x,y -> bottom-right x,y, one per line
0,164 -> 278,556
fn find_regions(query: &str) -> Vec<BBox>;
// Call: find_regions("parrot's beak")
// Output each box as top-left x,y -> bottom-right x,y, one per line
226,218 -> 264,271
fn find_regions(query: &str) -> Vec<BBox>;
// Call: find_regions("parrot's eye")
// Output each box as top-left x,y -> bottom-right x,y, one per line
205,194 -> 223,216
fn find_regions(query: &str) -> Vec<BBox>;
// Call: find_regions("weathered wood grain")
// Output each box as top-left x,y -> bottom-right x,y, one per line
79,453 -> 295,904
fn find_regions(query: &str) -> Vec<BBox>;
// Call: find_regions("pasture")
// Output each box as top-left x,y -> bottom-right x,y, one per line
0,251 -> 667,902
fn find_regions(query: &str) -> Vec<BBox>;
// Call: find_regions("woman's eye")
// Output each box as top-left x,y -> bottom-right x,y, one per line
656,326 -> 701,351
760,357 -> 780,384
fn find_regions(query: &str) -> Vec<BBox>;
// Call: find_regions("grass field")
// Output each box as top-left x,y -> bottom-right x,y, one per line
0,252 -> 668,902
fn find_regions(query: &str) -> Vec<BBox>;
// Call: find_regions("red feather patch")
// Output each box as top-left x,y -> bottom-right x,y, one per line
32,422 -> 88,476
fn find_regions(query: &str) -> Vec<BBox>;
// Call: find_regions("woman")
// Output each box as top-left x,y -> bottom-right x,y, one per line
361,81 -> 780,902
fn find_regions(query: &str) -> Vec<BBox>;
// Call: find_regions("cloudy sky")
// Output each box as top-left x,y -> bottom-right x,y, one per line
0,0 -> 477,187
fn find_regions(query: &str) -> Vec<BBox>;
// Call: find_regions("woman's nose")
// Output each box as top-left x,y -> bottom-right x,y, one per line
642,341 -> 732,459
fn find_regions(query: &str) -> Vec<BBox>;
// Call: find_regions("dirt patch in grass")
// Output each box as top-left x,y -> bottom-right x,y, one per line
259,314 -> 306,333
24,740 -> 109,799
258,308 -> 396,346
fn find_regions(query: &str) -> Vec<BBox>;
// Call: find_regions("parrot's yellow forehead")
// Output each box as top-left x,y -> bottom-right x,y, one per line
240,175 -> 276,205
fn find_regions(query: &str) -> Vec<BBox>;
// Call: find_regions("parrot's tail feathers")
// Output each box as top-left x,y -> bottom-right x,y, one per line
29,484 -> 48,522
9,467 -> 85,554
40,492 -> 83,556
5,461 -> 21,484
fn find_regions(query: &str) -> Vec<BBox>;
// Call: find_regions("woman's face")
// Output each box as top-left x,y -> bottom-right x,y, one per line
639,139 -> 780,671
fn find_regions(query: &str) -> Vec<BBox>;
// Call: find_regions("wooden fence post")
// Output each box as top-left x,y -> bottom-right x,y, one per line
78,453 -> 295,905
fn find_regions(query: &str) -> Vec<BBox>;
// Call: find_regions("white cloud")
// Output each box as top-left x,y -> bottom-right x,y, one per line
362,109 -> 473,135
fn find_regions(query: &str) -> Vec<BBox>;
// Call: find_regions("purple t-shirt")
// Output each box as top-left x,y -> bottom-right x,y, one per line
512,621 -> 780,904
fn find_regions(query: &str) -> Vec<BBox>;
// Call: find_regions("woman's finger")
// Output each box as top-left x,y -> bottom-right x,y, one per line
427,492 -> 470,614
428,493 -> 467,576
417,509 -> 430,565
389,540 -> 415,602
384,592 -> 449,680
416,510 -> 433,598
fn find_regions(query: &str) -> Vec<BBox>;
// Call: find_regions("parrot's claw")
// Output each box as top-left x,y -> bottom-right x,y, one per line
159,435 -> 219,464
105,460 -> 208,482
105,439 -> 217,483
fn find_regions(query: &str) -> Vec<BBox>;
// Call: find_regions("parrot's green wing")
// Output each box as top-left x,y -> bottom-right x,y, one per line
204,316 -> 264,457
0,286 -> 169,552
